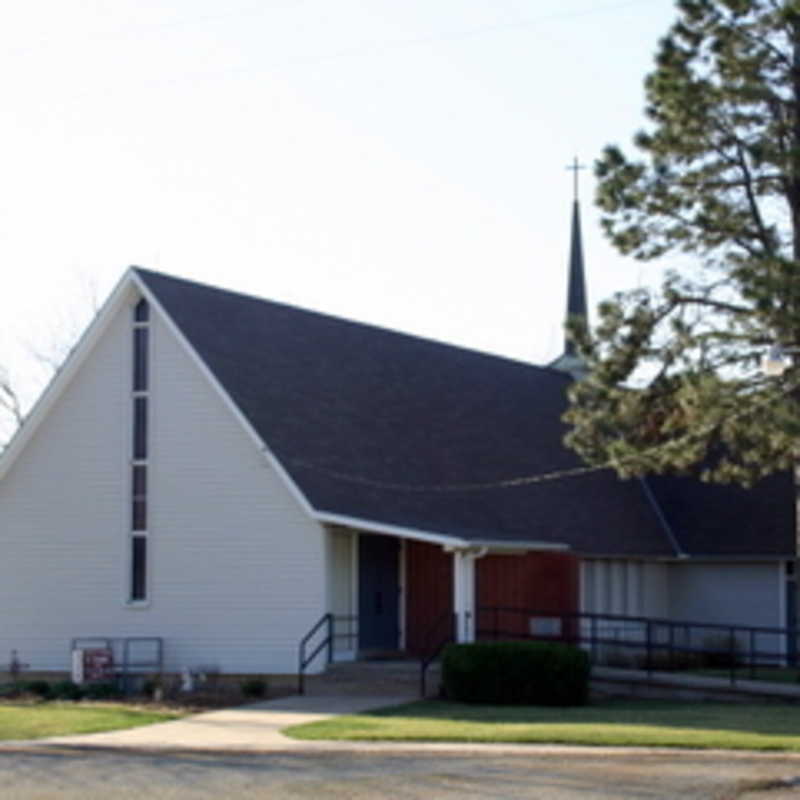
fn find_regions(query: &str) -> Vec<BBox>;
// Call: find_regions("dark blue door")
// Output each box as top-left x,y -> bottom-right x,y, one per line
358,535 -> 399,651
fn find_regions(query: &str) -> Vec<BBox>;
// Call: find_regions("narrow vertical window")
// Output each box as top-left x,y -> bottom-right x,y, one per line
132,465 -> 147,531
130,297 -> 150,603
131,536 -> 147,601
133,397 -> 148,460
134,298 -> 149,322
133,327 -> 149,392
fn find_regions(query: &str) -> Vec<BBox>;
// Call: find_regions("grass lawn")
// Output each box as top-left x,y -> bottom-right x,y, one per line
693,667 -> 800,685
285,699 -> 800,751
0,702 -> 182,740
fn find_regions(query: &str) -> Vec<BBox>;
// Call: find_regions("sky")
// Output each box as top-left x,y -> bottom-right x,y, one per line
0,0 -> 680,415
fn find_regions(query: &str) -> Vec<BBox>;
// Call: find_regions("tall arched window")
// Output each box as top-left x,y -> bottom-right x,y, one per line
130,298 -> 150,602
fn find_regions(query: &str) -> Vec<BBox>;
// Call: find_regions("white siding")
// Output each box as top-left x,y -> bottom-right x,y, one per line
326,528 -> 357,657
581,558 -> 782,631
667,562 -> 782,628
642,562 -> 669,618
580,559 -> 668,618
0,295 -> 326,675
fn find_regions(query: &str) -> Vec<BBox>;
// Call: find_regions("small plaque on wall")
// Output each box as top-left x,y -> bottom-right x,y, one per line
71,648 -> 114,684
529,617 -> 562,637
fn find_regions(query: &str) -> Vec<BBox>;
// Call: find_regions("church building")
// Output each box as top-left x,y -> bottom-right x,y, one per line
0,191 -> 793,676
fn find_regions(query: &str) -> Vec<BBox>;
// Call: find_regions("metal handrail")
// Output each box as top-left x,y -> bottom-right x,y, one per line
297,606 -> 800,697
297,613 -> 333,695
331,614 -> 359,652
472,606 -> 800,684
70,636 -> 163,692
418,611 -> 456,697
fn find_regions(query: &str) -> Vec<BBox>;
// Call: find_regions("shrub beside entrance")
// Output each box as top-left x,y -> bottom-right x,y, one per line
442,641 -> 590,706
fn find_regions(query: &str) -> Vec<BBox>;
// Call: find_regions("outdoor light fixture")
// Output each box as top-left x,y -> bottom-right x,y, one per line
762,345 -> 792,377
761,344 -> 800,377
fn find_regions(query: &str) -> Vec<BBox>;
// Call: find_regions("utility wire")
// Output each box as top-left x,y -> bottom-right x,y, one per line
290,458 -> 605,493
6,0 -> 662,63
289,371 -> 800,493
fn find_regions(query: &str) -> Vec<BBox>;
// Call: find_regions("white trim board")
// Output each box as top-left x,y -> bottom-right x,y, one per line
130,270 -> 317,520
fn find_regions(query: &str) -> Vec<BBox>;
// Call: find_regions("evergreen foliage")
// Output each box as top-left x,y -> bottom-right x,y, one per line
441,641 -> 590,706
566,0 -> 800,485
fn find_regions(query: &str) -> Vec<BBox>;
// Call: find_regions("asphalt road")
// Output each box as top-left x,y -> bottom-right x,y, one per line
3,746 -> 800,799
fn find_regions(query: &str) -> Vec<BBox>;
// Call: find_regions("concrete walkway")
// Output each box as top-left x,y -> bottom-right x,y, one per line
3,666 -> 800,756
5,677 -> 800,800
3,685 -> 800,761
21,694 -> 414,753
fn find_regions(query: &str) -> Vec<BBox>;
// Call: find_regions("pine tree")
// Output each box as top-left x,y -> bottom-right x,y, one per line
565,0 -> 800,486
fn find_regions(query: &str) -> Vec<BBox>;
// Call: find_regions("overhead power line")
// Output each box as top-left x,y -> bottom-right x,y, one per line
290,458 -> 604,493
289,371 -> 800,493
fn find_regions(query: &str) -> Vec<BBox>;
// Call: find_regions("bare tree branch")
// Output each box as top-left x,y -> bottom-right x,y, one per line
0,366 -> 24,448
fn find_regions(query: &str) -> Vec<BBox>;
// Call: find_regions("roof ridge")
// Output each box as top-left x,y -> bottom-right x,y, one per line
132,265 -> 677,554
132,266 -> 571,378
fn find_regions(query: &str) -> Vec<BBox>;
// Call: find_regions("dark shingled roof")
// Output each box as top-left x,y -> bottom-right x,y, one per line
135,268 -> 794,559
645,472 -> 794,558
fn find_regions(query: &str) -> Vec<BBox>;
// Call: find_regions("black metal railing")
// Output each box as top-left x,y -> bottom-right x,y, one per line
297,614 -> 360,694
418,611 -> 457,697
415,607 -> 800,696
299,607 -> 800,698
70,636 -> 163,692
474,607 -> 800,684
332,614 -> 359,654
297,613 -> 333,695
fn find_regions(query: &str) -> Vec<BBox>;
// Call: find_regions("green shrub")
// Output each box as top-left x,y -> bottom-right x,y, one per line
635,649 -> 701,672
442,641 -> 590,706
50,680 -> 85,701
141,677 -> 164,698
19,679 -> 52,699
699,634 -> 740,669
83,682 -> 122,700
240,677 -> 268,699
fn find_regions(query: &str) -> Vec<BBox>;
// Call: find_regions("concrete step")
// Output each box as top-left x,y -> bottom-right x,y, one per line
302,659 -> 441,698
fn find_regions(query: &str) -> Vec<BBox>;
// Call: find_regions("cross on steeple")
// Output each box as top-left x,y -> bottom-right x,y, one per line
550,157 -> 589,378
566,157 -> 586,202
